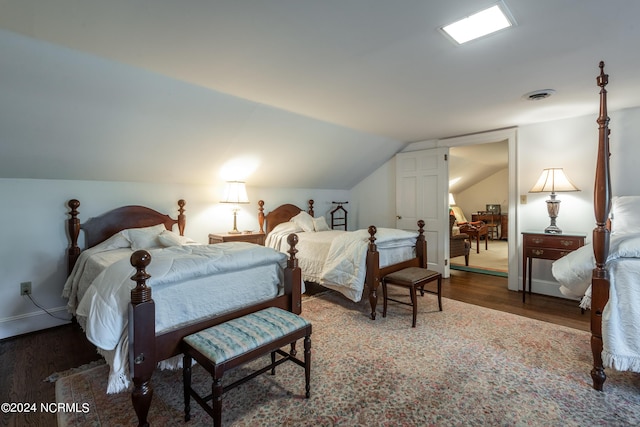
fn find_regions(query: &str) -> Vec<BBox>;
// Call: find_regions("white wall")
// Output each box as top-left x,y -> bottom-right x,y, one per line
455,168 -> 509,221
352,106 -> 640,299
0,179 -> 347,339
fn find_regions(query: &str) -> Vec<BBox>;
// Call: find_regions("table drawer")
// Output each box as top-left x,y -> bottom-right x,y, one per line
523,235 -> 583,250
525,247 -> 574,260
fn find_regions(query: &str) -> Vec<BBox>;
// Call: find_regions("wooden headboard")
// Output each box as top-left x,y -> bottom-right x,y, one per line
67,199 -> 186,275
259,199 -> 315,235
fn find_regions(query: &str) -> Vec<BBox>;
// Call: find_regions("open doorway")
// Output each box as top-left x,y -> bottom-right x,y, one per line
449,140 -> 509,277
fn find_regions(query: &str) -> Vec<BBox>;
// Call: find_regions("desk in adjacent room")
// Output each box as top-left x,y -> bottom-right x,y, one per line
472,213 -> 508,240
521,231 -> 586,302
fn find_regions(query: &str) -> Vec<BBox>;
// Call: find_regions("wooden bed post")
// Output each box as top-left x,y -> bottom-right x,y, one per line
283,233 -> 302,314
129,250 -> 155,427
366,225 -> 380,320
67,199 -> 81,275
416,220 -> 427,268
591,61 -> 612,391
307,199 -> 315,217
258,200 -> 265,233
177,199 -> 186,236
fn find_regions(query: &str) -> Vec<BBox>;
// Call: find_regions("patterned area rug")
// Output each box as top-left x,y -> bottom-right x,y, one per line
56,291 -> 640,426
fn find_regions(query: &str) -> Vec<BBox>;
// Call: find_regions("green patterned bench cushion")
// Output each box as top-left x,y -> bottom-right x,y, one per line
183,307 -> 310,364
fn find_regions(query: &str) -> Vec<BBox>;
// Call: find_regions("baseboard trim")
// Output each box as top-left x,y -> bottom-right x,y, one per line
0,306 -> 71,340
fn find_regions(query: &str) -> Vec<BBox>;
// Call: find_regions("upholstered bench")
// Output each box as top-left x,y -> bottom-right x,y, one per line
382,267 -> 442,328
182,307 -> 312,427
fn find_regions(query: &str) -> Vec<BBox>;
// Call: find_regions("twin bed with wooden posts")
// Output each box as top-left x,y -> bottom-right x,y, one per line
258,199 -> 428,320
64,199 -> 302,426
551,62 -> 640,391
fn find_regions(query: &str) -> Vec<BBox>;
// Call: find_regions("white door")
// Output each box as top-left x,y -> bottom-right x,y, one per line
395,147 -> 449,276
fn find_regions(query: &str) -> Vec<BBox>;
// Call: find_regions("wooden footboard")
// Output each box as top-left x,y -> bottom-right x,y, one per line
365,220 -> 426,320
591,61 -> 611,391
128,235 -> 302,427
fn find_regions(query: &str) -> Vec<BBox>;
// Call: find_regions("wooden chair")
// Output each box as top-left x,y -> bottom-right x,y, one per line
449,216 -> 470,265
483,213 -> 501,240
381,267 -> 442,327
459,221 -> 488,253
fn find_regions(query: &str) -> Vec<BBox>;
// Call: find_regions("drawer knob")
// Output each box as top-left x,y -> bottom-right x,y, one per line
532,249 -> 544,256
532,238 -> 544,244
560,240 -> 573,247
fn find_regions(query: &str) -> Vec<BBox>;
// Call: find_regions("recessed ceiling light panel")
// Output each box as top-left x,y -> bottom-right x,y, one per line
441,2 -> 515,45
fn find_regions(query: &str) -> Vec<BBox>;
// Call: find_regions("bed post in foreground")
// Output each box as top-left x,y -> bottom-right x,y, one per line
129,250 -> 155,427
284,233 -> 302,314
366,226 -> 381,320
591,61 -> 612,391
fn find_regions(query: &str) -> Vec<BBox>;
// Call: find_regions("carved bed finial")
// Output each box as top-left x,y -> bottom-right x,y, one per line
177,199 -> 186,236
130,250 -> 152,304
258,200 -> 265,233
367,225 -> 377,251
287,233 -> 299,268
308,199 -> 315,217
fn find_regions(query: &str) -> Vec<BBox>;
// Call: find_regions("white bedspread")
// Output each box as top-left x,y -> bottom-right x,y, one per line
267,226 -> 417,302
552,232 -> 640,372
65,240 -> 288,393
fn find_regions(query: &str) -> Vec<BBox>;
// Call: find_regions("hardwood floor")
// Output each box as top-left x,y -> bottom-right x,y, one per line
444,269 -> 589,331
0,271 -> 589,426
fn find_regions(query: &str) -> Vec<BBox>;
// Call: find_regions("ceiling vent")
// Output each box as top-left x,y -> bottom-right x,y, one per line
522,89 -> 556,101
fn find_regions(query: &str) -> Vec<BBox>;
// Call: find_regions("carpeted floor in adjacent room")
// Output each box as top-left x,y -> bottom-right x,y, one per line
55,289 -> 640,426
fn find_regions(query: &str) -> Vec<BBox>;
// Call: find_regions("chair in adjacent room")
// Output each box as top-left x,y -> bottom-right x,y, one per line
483,213 -> 501,240
451,206 -> 488,253
449,215 -> 470,266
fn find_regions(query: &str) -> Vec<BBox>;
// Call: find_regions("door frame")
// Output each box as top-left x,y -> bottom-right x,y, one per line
439,128 -> 518,292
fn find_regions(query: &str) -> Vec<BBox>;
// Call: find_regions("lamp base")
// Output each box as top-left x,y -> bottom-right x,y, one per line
545,194 -> 562,234
228,229 -> 241,235
544,225 -> 563,234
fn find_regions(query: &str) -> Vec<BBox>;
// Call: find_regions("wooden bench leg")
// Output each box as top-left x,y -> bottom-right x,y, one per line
382,280 -> 388,318
213,376 -> 223,427
437,276 -> 443,311
304,335 -> 311,398
183,354 -> 192,422
410,285 -> 418,328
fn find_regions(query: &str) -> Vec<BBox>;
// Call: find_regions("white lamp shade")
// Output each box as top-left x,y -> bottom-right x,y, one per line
529,168 -> 579,194
221,181 -> 249,204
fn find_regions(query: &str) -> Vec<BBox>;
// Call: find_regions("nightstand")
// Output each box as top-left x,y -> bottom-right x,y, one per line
208,232 -> 265,246
521,231 -> 586,302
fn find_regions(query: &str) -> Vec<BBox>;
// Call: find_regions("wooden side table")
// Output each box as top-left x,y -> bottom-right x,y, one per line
521,231 -> 586,302
208,232 -> 265,246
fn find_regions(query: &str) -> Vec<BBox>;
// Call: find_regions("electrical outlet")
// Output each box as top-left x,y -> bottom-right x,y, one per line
20,281 -> 32,296
520,195 -> 527,204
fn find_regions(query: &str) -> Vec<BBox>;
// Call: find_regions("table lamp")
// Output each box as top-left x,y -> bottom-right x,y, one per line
221,181 -> 249,234
529,168 -> 579,234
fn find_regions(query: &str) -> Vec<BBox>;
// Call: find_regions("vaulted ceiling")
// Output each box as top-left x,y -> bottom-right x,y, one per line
1,1 -> 639,188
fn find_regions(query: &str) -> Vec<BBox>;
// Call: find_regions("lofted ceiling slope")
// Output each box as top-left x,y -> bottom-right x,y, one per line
1,1 -> 639,188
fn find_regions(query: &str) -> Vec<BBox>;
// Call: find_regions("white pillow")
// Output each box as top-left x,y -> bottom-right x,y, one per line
158,230 -> 198,247
313,216 -> 330,231
291,211 -> 315,232
96,232 -> 131,250
611,196 -> 640,235
270,221 -> 303,234
123,224 -> 167,250
551,244 -> 594,299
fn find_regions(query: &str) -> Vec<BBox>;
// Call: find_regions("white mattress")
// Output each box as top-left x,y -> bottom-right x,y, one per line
64,240 -> 289,393
267,227 -> 417,302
